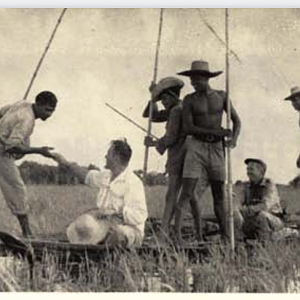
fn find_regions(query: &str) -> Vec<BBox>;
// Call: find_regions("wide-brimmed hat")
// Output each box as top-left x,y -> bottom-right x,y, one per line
151,77 -> 184,101
284,86 -> 300,101
244,158 -> 267,173
66,214 -> 111,244
177,60 -> 223,78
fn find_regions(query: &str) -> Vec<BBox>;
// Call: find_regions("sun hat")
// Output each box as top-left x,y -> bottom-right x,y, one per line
284,86 -> 300,101
177,60 -> 223,78
66,213 -> 111,244
151,77 -> 184,101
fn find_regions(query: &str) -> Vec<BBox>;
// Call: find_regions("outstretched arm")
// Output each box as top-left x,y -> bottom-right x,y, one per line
52,153 -> 89,184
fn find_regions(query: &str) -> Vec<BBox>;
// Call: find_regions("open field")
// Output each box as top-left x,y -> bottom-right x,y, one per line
0,184 -> 299,237
0,184 -> 300,292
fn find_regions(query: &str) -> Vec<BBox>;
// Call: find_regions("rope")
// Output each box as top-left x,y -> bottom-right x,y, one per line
23,8 -> 67,100
225,8 -> 235,253
143,8 -> 164,179
197,9 -> 242,64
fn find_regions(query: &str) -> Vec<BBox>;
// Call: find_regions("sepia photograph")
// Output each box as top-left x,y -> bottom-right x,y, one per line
0,7 -> 300,293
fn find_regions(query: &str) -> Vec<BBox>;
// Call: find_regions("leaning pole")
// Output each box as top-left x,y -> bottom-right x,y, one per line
225,8 -> 235,253
143,8 -> 164,181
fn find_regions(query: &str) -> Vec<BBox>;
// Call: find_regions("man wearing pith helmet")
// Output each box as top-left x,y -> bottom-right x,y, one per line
143,77 -> 202,242
234,158 -> 284,241
174,60 -> 241,245
284,86 -> 300,168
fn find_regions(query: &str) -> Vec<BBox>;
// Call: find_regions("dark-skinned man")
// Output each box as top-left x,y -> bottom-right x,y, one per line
174,60 -> 241,245
143,77 -> 203,243
0,91 -> 57,237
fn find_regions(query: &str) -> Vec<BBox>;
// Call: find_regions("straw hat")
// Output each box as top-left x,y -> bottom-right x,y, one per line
66,213 -> 111,244
177,60 -> 223,78
151,77 -> 184,101
284,86 -> 300,100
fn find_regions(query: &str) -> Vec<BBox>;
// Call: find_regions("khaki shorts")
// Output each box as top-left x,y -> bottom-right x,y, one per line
0,152 -> 29,215
183,137 -> 225,181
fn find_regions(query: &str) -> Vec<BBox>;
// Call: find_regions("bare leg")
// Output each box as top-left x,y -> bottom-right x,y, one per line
189,184 -> 208,242
16,214 -> 32,238
160,175 -> 182,239
174,178 -> 198,245
210,180 -> 228,240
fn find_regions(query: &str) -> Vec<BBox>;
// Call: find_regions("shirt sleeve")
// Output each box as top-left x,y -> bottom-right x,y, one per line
85,170 -> 102,188
4,116 -> 34,150
122,174 -> 148,227
262,179 -> 282,213
156,106 -> 182,154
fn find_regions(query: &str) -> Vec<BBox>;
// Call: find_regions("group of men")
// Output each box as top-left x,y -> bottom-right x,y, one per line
0,59 -> 299,247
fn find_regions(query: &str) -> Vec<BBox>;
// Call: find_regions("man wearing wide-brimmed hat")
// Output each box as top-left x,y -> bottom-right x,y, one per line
174,60 -> 241,244
233,158 -> 284,241
53,139 -> 148,247
284,86 -> 300,168
142,77 -> 202,242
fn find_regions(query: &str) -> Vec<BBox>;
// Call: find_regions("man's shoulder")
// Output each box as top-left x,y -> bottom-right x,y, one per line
183,92 -> 197,101
210,89 -> 227,99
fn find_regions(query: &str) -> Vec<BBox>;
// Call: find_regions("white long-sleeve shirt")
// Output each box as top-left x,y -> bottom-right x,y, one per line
85,167 -> 148,238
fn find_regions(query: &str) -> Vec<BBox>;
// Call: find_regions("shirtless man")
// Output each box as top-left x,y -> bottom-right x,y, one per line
174,60 -> 241,244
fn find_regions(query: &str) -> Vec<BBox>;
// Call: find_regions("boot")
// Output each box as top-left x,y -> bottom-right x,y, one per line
16,214 -> 33,238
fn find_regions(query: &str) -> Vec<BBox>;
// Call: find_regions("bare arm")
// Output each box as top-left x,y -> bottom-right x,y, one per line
225,102 -> 241,148
52,153 -> 89,184
142,101 -> 168,122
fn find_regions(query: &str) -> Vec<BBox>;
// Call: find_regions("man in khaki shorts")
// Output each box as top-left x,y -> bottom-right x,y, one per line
174,60 -> 241,244
53,139 -> 148,247
0,91 -> 57,237
143,77 -> 202,242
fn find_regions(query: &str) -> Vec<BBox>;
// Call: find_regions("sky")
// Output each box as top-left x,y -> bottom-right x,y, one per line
0,8 -> 299,184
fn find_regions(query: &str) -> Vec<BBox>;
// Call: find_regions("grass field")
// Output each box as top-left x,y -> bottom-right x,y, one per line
0,183 -> 300,292
0,183 -> 299,237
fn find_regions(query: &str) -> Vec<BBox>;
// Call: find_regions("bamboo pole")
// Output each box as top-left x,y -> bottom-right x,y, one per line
23,8 -> 67,100
225,8 -> 235,253
143,8 -> 164,180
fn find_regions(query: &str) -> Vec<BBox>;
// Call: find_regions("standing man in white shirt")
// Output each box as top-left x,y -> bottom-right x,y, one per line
53,139 -> 148,247
0,91 -> 57,237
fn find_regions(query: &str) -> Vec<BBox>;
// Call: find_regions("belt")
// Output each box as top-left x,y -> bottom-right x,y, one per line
193,134 -> 223,143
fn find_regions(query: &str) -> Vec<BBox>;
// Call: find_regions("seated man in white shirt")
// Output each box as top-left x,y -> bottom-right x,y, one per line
53,139 -> 148,247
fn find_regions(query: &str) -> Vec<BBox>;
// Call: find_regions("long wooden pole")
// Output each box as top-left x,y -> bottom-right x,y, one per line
225,8 -> 235,253
143,8 -> 164,179
23,8 -> 67,100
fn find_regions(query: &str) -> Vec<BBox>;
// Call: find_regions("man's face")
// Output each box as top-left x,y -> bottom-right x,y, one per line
291,95 -> 300,112
160,93 -> 176,110
37,104 -> 56,121
190,74 -> 209,92
105,146 -> 117,170
246,162 -> 264,183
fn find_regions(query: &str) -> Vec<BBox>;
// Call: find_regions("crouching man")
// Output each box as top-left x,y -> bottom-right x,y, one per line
53,139 -> 148,247
234,158 -> 284,242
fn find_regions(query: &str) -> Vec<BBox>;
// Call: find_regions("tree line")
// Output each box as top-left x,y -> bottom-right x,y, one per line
18,160 -> 300,187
